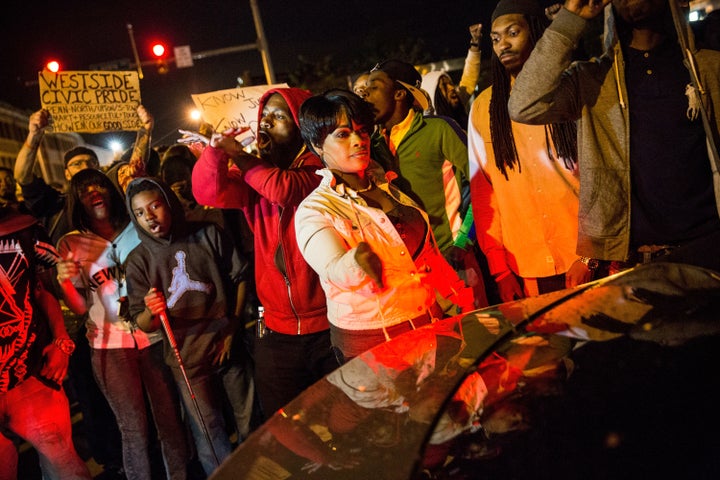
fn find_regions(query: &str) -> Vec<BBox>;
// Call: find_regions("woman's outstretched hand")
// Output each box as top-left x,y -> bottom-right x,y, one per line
355,242 -> 384,289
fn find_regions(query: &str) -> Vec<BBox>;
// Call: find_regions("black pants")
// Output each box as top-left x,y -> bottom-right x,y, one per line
252,329 -> 338,419
659,229 -> 720,273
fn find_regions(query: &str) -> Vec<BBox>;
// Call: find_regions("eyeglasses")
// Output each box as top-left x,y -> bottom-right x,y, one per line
66,158 -> 99,170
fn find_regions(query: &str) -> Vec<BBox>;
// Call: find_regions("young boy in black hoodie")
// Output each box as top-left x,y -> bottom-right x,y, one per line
124,177 -> 247,476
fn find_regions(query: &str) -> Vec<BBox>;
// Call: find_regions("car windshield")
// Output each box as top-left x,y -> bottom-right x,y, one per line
211,263 -> 720,480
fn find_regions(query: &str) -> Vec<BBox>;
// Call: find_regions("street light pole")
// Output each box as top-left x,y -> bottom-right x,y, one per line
126,24 -> 144,79
126,0 -> 276,84
250,0 -> 276,84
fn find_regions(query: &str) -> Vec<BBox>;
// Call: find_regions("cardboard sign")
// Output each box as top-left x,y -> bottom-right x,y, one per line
191,83 -> 287,142
38,70 -> 142,133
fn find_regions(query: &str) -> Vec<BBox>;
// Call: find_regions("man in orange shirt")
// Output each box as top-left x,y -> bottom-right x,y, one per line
469,0 -> 593,302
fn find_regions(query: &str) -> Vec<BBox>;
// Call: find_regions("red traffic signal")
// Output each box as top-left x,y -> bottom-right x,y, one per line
151,43 -> 167,58
150,42 -> 169,74
45,60 -> 61,73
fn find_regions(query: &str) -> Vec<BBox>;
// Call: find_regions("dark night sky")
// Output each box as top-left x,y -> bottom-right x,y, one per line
0,0 -> 557,148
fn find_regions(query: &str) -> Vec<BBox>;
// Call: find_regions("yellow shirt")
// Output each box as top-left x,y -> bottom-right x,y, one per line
468,86 -> 580,278
384,109 -> 415,155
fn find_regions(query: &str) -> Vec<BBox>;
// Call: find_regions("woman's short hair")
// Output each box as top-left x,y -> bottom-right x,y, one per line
299,89 -> 375,156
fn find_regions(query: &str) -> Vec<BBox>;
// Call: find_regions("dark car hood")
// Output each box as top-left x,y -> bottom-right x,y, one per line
211,263 -> 720,479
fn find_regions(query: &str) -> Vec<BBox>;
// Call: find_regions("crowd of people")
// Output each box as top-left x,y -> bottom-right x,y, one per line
2,1 -> 720,479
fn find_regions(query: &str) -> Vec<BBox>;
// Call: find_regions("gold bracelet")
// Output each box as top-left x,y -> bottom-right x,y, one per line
579,256 -> 600,271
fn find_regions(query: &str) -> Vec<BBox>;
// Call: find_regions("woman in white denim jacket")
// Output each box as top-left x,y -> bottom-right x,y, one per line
295,89 -> 474,362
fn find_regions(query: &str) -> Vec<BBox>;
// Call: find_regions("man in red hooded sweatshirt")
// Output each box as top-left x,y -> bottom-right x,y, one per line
192,87 -> 338,418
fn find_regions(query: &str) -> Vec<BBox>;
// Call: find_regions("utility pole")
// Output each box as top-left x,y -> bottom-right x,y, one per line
125,0 -> 276,84
250,0 -> 276,84
126,23 -> 144,79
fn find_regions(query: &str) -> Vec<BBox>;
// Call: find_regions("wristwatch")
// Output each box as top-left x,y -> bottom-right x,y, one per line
579,256 -> 600,271
53,337 -> 76,355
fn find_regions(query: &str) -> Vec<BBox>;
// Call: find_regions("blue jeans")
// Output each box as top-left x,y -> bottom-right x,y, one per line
0,376 -> 91,479
218,357 -> 255,442
92,343 -> 189,480
171,366 -> 232,476
66,323 -> 122,469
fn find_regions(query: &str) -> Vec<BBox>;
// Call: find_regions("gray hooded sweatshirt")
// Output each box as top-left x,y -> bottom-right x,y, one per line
124,177 -> 246,373
508,2 -> 720,262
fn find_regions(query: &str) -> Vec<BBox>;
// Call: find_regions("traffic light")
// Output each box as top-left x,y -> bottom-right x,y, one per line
150,42 -> 169,74
152,43 -> 166,58
45,60 -> 61,73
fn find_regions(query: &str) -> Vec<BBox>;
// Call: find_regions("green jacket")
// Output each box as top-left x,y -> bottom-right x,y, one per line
371,111 -> 472,252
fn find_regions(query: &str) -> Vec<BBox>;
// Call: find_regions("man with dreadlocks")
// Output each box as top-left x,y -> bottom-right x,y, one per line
468,0 -> 588,303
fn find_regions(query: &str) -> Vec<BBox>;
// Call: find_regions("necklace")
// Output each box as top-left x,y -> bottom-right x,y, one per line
354,181 -> 375,193
332,171 -> 374,193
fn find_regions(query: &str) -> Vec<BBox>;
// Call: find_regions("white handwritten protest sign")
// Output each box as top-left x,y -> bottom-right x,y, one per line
39,70 -> 142,133
191,83 -> 287,142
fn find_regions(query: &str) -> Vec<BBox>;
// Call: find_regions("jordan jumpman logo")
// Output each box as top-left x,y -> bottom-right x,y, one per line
166,250 -> 213,308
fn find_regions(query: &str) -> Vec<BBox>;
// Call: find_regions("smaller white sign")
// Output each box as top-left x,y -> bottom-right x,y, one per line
174,45 -> 193,68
